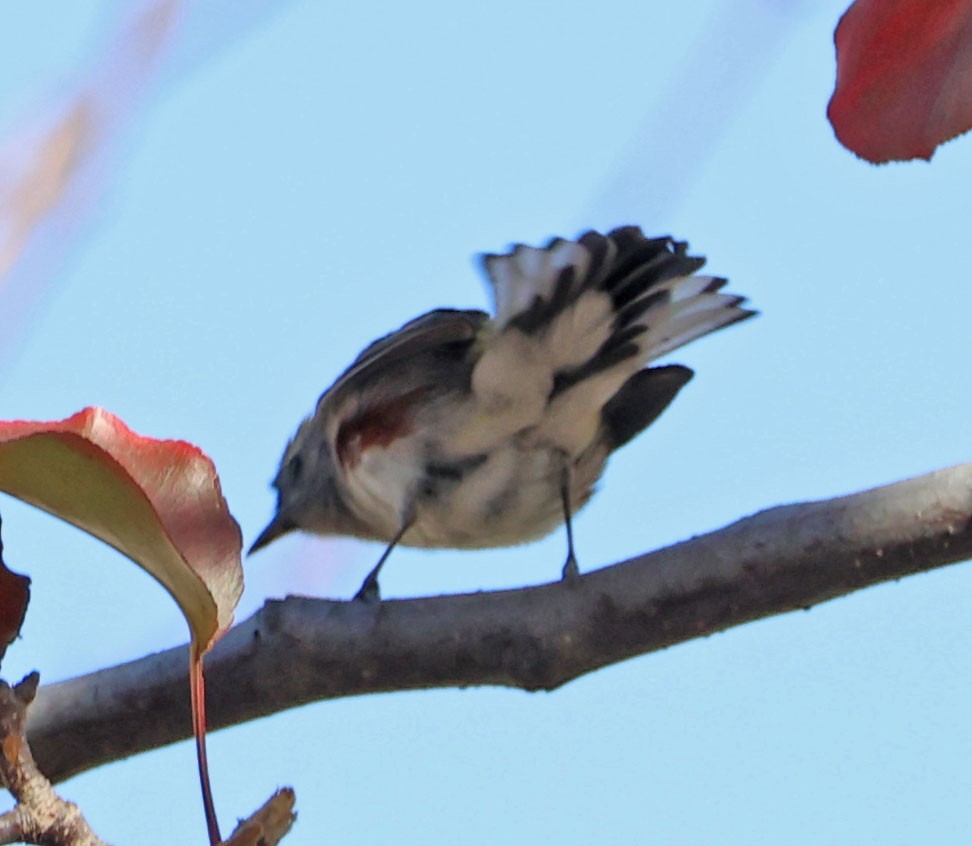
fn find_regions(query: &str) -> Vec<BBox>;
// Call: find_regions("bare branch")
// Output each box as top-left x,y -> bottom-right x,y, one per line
26,462 -> 972,785
0,673 -> 108,846
222,789 -> 296,846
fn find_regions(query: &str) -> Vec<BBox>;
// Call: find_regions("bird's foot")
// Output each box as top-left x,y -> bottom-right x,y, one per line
353,570 -> 382,603
561,554 -> 580,584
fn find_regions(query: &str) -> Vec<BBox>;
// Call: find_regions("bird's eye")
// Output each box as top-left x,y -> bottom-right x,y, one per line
287,454 -> 303,480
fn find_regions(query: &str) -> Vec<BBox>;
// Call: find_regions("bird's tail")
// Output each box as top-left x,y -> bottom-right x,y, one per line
477,226 -> 754,453
481,225 -> 753,375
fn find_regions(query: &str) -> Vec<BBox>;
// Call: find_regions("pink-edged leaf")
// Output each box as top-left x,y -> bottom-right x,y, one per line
0,407 -> 242,651
0,519 -> 30,663
828,0 -> 972,163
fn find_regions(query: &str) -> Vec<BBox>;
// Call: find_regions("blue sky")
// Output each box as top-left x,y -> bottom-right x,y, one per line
2,1 -> 972,843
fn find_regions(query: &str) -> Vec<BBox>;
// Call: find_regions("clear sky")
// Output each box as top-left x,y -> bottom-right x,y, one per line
2,1 -> 972,843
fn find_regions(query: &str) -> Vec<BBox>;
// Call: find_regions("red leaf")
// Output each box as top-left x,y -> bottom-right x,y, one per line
0,407 -> 242,651
828,0 -> 972,163
0,408 -> 244,842
0,521 -> 29,664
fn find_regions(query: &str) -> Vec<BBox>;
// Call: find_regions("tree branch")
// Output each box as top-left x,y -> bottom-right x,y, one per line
25,462 -> 972,784
0,674 -> 108,845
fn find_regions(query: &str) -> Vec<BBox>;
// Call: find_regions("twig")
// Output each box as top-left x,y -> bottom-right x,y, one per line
222,789 -> 296,846
0,673 -> 108,846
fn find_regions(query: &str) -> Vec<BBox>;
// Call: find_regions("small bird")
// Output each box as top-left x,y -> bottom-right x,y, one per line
250,226 -> 754,600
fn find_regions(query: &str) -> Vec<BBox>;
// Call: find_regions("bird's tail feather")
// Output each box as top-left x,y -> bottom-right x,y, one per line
470,226 -> 753,455
481,226 -> 754,380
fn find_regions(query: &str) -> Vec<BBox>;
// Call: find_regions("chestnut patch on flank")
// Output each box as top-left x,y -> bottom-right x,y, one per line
336,388 -> 428,468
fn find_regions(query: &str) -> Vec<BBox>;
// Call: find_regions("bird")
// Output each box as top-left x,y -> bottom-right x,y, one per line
250,226 -> 754,600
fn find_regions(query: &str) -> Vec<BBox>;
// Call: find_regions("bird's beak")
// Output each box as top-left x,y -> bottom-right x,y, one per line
248,513 -> 296,555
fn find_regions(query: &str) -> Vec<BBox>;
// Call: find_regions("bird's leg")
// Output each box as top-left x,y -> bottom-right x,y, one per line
354,520 -> 412,602
560,463 -> 580,583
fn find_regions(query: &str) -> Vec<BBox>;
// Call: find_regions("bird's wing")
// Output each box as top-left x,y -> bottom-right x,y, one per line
323,308 -> 487,409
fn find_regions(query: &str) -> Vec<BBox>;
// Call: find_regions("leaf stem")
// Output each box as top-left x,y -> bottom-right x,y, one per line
190,646 -> 221,845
